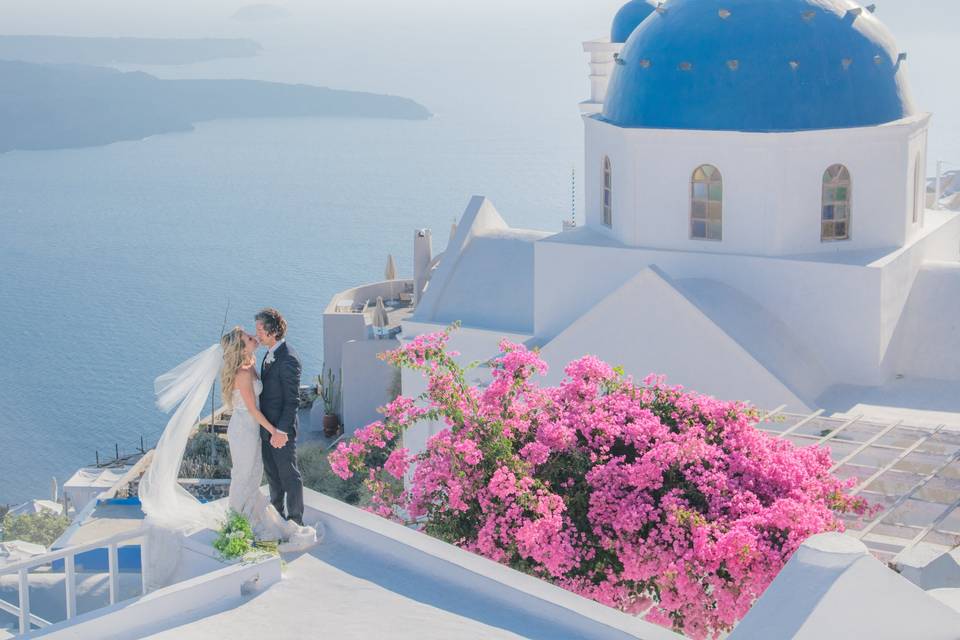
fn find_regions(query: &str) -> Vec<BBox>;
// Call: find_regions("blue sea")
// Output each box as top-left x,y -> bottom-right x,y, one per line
1,0 -> 958,504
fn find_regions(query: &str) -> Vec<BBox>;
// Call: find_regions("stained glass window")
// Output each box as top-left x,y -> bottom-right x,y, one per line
691,165 -> 722,240
822,164 -> 851,241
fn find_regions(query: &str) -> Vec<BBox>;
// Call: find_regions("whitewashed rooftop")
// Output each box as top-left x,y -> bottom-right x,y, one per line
30,490 -> 683,640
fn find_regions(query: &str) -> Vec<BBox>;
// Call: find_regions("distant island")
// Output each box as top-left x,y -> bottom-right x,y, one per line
0,35 -> 261,66
0,60 -> 432,153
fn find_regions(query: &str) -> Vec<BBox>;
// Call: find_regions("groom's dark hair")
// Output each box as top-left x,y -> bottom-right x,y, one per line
255,308 -> 287,340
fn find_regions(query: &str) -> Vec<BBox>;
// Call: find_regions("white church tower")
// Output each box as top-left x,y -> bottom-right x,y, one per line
580,0 -> 658,114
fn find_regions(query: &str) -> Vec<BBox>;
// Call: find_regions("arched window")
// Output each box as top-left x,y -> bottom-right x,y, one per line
602,156 -> 613,227
691,164 -> 722,240
913,156 -> 923,225
821,164 -> 851,241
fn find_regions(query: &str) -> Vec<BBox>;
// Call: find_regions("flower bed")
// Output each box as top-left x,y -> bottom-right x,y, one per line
329,326 -> 870,639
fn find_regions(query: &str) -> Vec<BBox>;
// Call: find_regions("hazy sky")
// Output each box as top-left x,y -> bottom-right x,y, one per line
1,0 -> 957,159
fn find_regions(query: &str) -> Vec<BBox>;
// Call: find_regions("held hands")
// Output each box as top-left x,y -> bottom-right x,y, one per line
270,431 -> 289,449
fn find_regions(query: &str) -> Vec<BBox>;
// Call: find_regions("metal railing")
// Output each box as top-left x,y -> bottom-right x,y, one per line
0,525 -> 147,636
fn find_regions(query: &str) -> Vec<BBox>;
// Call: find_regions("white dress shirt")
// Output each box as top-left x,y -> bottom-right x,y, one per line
264,338 -> 285,365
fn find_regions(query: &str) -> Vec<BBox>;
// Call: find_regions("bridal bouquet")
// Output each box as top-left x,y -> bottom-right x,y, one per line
329,325 -> 872,639
214,511 -> 279,560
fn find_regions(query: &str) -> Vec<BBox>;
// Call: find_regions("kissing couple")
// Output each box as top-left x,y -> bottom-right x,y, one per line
140,308 -> 318,563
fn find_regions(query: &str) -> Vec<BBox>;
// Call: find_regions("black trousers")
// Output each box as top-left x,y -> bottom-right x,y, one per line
260,435 -> 304,525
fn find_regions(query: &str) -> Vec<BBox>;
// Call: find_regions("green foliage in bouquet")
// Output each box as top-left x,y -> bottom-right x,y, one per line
213,511 -> 281,561
213,511 -> 255,560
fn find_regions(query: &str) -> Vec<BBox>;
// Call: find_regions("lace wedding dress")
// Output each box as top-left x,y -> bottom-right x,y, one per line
227,379 -> 317,551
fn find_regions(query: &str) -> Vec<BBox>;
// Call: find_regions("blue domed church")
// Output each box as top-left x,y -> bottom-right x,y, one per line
582,0 -> 928,256
331,1 -> 960,450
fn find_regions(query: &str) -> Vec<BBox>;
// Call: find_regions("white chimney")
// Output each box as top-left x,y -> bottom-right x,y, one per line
413,228 -> 433,306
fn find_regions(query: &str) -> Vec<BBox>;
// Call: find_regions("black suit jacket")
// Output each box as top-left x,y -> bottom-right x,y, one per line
259,341 -> 302,440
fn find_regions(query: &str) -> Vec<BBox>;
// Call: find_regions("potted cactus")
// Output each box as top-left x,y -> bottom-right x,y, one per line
314,368 -> 342,438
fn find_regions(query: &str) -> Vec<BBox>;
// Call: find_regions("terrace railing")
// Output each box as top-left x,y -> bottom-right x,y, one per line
0,525 -> 147,636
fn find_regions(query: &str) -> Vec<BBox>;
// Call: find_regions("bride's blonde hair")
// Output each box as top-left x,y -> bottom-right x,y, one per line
220,327 -> 254,409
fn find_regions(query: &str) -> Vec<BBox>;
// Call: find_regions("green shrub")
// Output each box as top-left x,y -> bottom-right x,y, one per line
2,511 -> 70,547
300,445 -> 367,506
180,430 -> 232,479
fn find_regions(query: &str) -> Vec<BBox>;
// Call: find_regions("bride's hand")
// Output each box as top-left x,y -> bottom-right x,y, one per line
270,431 -> 289,449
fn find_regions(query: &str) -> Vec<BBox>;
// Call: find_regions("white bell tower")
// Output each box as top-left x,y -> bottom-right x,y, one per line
579,39 -> 623,115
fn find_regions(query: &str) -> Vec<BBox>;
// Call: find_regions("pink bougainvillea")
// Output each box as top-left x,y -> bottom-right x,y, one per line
328,326 -> 870,639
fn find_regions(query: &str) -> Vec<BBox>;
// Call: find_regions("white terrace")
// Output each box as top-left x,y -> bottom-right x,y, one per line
1,491 -> 684,640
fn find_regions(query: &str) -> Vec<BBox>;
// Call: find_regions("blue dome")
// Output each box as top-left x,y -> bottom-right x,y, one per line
611,1 -> 656,43
602,0 -> 916,132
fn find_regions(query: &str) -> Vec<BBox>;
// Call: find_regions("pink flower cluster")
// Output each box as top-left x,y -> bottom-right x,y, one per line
328,329 -> 870,639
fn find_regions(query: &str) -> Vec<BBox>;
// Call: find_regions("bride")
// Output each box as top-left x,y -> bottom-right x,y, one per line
139,327 -> 317,583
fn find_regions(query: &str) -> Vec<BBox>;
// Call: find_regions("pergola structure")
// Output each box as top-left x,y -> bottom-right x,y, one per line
756,408 -> 960,564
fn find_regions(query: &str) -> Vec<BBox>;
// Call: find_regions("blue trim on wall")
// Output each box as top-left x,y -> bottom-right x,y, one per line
97,497 -> 141,507
52,545 -> 142,573
603,0 -> 915,132
611,0 -> 657,43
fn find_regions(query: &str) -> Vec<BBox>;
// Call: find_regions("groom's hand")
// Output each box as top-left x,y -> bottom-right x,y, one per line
270,431 -> 289,448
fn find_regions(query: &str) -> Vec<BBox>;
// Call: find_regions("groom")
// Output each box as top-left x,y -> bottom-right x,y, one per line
255,308 -> 305,526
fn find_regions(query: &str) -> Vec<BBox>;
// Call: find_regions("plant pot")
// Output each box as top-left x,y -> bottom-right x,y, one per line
309,400 -> 326,433
322,414 -> 341,438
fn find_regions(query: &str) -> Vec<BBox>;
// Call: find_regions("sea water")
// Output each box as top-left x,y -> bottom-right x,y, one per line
1,0 -> 957,504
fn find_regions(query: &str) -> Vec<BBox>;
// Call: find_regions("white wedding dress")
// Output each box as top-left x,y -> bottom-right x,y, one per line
227,378 -> 317,549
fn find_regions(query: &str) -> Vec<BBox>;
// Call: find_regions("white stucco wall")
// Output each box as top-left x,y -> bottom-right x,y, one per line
323,280 -> 412,375
886,261 -> 960,380
730,533 -> 960,640
322,313 -> 367,380
537,267 -> 810,410
876,211 -> 960,376
534,229 -> 887,388
340,338 -> 400,436
35,557 -> 281,640
584,114 -> 931,257
411,196 -> 551,334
